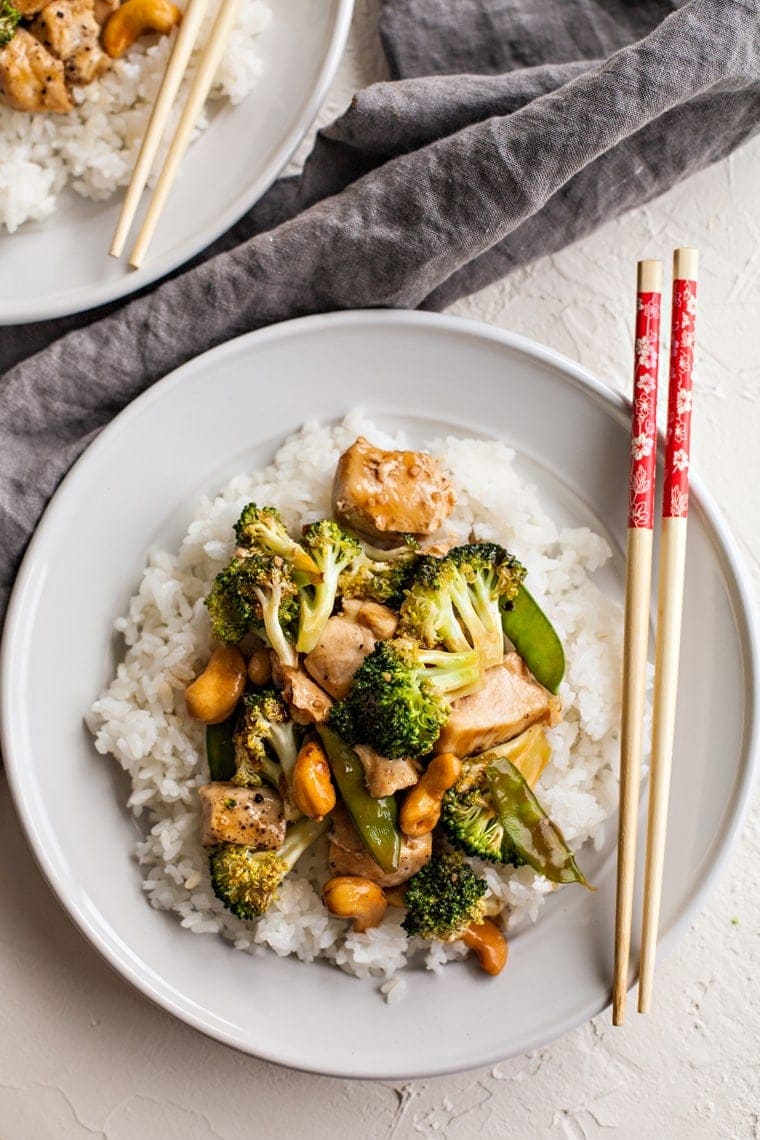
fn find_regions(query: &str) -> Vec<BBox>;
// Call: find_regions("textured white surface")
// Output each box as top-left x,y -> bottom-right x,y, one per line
1,4 -> 759,1136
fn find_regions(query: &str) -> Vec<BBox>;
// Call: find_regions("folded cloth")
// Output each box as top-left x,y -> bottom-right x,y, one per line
1,0 -> 759,623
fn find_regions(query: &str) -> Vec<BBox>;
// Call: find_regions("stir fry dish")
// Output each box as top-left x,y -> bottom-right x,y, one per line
185,438 -> 588,978
0,0 -> 179,113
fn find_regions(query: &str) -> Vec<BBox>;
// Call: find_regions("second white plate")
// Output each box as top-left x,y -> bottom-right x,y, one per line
0,0 -> 353,324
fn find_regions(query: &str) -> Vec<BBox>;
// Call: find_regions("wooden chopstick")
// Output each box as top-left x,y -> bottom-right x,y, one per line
110,0 -> 211,260
638,246 -> 698,1014
129,0 -> 243,269
612,258 -> 663,1027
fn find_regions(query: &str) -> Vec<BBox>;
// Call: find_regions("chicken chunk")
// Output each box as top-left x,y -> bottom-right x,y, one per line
434,652 -> 561,757
0,28 -> 72,112
304,615 -> 376,700
31,0 -> 110,86
341,598 -> 399,640
328,806 -> 432,888
198,782 -> 286,850
354,743 -> 420,798
333,437 -> 456,541
278,665 -> 333,726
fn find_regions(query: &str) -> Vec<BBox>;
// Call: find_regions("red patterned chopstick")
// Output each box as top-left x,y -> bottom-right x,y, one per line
613,259 -> 663,1026
628,279 -> 662,530
662,275 -> 697,520
639,247 -> 698,1014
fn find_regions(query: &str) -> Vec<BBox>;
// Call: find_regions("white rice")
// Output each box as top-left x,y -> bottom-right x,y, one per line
87,413 -> 626,997
0,0 -> 270,232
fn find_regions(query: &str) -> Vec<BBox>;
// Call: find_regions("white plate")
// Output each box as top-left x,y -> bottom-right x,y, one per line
2,311 -> 757,1078
0,1 -> 353,325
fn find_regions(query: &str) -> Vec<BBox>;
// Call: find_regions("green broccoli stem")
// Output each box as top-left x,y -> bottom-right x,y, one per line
279,816 -> 330,872
258,754 -> 284,791
415,646 -> 482,698
296,521 -> 363,652
467,575 -> 506,667
432,606 -> 472,654
296,559 -> 343,653
253,583 -> 298,667
267,722 -> 299,783
447,575 -> 489,648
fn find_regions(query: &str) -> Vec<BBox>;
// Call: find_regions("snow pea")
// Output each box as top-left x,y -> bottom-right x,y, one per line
206,713 -> 237,781
500,584 -> 565,693
486,755 -> 587,886
317,726 -> 401,874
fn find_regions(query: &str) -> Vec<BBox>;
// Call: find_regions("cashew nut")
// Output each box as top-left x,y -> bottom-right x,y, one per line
102,0 -> 182,59
247,647 -> 272,687
323,876 -> 388,933
291,739 -> 336,821
399,752 -> 462,837
185,645 -> 246,724
462,919 -> 508,976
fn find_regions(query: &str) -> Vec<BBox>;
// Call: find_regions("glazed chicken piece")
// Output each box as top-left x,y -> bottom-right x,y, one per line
31,0 -> 110,86
304,615 -> 376,700
198,783 -> 286,850
341,598 -> 399,640
278,665 -> 333,726
328,805 -> 432,888
354,743 -> 419,799
434,652 -> 561,757
332,437 -> 456,542
0,27 -> 72,111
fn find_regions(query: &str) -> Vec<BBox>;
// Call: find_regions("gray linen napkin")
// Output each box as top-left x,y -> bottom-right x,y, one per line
1,0 -> 759,623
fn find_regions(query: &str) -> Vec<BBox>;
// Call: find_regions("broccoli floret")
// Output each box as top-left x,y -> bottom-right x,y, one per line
232,688 -> 299,796
234,503 -> 319,579
339,547 -> 419,610
296,520 -> 363,652
400,543 -> 525,669
205,557 -> 255,643
398,556 -> 472,652
441,753 -> 525,866
205,552 -> 298,664
329,638 -> 482,759
209,817 -> 329,919
0,1 -> 20,47
402,853 -> 488,941
446,543 -> 525,667
238,555 -> 298,667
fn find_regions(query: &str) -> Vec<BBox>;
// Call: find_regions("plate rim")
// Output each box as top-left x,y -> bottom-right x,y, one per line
2,308 -> 758,1078
0,0 -> 355,326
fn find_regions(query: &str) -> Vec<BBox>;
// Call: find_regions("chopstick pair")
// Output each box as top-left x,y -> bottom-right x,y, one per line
110,0 -> 242,270
613,247 -> 698,1026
